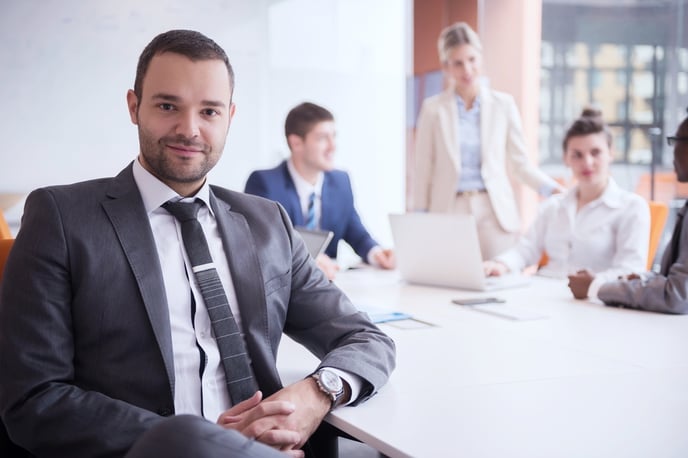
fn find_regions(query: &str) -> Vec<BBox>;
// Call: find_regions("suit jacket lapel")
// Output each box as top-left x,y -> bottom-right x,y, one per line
101,165 -> 176,393
320,173 -> 335,231
479,84 -> 493,164
440,90 -> 461,171
278,161 -> 304,225
209,192 -> 274,389
661,202 -> 688,275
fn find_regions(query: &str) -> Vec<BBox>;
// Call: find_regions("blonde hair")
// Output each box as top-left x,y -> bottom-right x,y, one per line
437,22 -> 482,63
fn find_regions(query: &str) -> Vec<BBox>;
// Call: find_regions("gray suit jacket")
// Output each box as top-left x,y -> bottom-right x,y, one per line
0,163 -> 395,457
598,202 -> 688,314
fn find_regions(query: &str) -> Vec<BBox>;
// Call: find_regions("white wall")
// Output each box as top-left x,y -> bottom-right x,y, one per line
0,0 -> 407,248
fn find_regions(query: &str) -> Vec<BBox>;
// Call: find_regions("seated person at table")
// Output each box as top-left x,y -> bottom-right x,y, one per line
483,108 -> 650,298
245,102 -> 395,279
0,30 -> 396,457
568,113 -> 688,314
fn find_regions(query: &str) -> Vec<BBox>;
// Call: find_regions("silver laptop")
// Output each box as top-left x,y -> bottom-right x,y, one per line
295,227 -> 334,258
388,213 -> 530,291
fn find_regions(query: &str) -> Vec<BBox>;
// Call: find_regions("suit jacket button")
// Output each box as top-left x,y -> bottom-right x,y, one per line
158,408 -> 173,416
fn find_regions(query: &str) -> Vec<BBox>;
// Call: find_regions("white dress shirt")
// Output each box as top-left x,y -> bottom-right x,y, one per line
134,159 -> 361,415
495,178 -> 650,297
287,159 -> 324,226
133,159 -> 235,422
455,95 -> 485,192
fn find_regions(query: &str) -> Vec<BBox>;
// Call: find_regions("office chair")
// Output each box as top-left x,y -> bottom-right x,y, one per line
537,252 -> 549,269
0,238 -> 33,457
0,210 -> 11,239
0,237 -> 13,283
647,201 -> 669,270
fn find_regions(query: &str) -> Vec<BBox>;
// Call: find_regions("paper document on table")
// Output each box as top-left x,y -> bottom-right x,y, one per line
385,318 -> 436,330
357,305 -> 412,323
468,304 -> 548,321
358,305 -> 436,329
366,311 -> 413,323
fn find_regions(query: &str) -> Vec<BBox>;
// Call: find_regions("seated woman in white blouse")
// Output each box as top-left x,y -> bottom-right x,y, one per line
483,108 -> 650,297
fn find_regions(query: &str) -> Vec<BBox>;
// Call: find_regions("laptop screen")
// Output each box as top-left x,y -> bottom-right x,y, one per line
294,228 -> 334,258
389,213 -> 529,291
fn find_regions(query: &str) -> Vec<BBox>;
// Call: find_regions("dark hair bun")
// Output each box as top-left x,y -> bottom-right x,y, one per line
562,107 -> 611,151
581,107 -> 602,119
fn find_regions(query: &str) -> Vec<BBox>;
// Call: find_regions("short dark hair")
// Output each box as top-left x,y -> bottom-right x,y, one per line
284,102 -> 334,140
562,107 -> 612,151
134,29 -> 234,100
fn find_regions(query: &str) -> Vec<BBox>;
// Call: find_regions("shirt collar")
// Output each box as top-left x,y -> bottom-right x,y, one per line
455,94 -> 481,110
565,177 -> 624,209
286,158 -> 324,197
132,157 -> 213,215
597,177 -> 624,208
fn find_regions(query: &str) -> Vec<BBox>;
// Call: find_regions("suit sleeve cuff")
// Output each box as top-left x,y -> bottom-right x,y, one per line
366,246 -> 383,267
588,276 -> 605,300
325,367 -> 363,406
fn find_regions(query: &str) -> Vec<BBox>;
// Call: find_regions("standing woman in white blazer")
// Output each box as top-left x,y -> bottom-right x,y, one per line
412,22 -> 563,260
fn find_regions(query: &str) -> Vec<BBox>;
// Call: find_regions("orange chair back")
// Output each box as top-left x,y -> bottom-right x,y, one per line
0,210 -> 11,239
538,251 -> 549,269
647,201 -> 669,270
0,238 -> 14,285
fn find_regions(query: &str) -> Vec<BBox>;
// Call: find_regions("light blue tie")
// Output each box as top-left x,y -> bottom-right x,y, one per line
305,192 -> 317,229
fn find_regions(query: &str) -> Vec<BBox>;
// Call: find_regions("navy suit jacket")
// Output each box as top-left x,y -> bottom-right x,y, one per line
245,161 -> 378,260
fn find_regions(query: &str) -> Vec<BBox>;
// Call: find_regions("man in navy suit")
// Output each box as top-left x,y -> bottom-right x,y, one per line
245,102 -> 395,279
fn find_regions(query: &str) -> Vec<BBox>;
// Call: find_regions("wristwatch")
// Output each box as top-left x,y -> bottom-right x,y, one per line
311,368 -> 345,410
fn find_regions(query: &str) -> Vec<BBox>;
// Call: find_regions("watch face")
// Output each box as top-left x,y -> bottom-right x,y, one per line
320,370 -> 343,392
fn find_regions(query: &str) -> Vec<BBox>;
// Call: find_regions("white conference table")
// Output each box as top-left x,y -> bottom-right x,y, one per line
277,268 -> 688,458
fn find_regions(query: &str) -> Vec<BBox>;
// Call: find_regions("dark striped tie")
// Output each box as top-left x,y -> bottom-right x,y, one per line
163,199 -> 258,404
305,192 -> 317,229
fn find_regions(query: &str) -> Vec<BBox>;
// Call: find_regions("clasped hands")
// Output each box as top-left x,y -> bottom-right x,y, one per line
216,378 -> 330,457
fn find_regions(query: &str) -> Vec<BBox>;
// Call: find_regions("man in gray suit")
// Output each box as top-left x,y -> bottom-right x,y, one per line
0,30 -> 395,457
568,113 -> 688,314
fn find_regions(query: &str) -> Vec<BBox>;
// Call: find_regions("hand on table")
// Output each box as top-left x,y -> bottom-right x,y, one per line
618,272 -> 641,281
483,260 -> 508,277
372,248 -> 396,270
315,254 -> 339,280
567,269 -> 595,299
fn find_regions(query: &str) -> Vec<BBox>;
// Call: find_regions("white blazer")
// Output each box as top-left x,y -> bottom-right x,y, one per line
412,85 -> 559,233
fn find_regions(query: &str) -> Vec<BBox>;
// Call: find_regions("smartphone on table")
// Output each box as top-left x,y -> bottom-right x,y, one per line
452,297 -> 505,306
